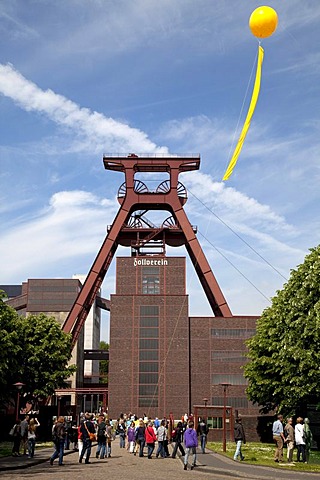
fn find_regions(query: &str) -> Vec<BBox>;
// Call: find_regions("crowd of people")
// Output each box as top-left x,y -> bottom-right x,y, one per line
56,411 -> 208,470
272,414 -> 313,464
10,415 -> 40,458
10,411 -> 314,468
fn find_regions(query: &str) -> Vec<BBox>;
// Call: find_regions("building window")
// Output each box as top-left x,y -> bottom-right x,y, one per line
139,373 -> 158,384
139,385 -> 158,396
211,351 -> 247,362
207,416 -> 223,429
140,327 -> 159,338
140,317 -> 159,327
140,306 -> 159,316
139,397 -> 158,407
211,328 -> 256,339
139,339 -> 159,349
142,267 -> 160,294
139,362 -> 159,372
212,374 -> 248,385
213,397 -> 250,408
139,305 -> 159,407
139,350 -> 159,361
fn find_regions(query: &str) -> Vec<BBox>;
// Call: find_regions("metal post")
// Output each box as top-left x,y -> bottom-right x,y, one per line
220,383 -> 230,452
13,382 -> 24,422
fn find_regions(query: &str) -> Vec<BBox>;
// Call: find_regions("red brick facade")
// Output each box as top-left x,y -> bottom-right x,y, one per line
108,256 -> 264,440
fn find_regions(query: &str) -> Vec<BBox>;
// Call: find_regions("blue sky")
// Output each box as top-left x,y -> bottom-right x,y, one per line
1,1 -> 319,340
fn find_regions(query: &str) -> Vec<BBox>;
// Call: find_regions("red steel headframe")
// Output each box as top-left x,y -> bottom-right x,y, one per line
62,154 -> 232,347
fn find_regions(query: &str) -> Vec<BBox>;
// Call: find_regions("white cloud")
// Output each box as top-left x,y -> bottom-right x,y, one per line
0,63 -> 168,154
0,190 -> 118,282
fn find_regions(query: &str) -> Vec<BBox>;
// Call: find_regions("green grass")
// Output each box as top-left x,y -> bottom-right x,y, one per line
207,442 -> 320,473
0,441 -> 53,458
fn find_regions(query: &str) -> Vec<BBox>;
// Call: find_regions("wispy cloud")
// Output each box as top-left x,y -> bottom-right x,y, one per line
0,190 -> 118,282
0,63 -> 168,154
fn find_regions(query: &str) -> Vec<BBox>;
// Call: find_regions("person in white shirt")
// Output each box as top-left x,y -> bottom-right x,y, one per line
295,417 -> 306,463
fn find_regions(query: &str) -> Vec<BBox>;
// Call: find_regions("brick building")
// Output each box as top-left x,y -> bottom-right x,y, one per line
108,255 -> 264,440
2,258 -> 267,441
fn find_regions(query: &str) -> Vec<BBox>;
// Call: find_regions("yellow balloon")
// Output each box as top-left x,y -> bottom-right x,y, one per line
249,6 -> 278,38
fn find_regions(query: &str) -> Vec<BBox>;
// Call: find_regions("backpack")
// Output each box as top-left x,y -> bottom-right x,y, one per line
98,422 -> 106,436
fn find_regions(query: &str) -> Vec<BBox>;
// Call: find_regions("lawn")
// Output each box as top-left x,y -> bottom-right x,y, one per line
0,441 -> 53,458
207,441 -> 320,473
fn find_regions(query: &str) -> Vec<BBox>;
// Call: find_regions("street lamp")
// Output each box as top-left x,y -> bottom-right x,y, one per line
57,396 -> 62,418
203,397 -> 208,421
220,383 -> 231,452
13,382 -> 25,422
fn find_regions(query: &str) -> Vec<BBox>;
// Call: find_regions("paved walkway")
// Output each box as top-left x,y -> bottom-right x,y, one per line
0,442 -> 319,480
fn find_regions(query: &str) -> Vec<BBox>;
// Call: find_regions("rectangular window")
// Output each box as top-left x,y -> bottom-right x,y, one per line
211,328 -> 256,339
140,317 -> 159,327
139,373 -> 158,384
139,339 -> 159,350
140,328 -> 159,338
139,350 -> 159,361
213,397 -> 249,408
139,385 -> 158,396
207,417 -> 223,429
140,306 -> 159,316
142,267 -> 160,294
139,362 -> 159,372
139,397 -> 158,407
212,374 -> 248,385
212,351 -> 247,362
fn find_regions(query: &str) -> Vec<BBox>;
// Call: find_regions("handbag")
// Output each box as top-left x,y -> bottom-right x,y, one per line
84,421 -> 96,442
9,426 -> 15,436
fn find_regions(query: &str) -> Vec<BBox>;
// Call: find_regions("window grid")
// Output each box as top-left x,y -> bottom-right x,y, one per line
211,328 -> 256,339
139,305 -> 159,407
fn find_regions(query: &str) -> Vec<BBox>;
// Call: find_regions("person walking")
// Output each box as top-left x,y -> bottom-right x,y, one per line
50,416 -> 66,466
117,418 -> 126,448
105,420 -> 114,458
284,417 -> 295,463
145,421 -> 157,459
156,419 -> 167,458
96,414 -> 107,459
79,413 -> 96,464
127,421 -> 136,453
135,419 -> 146,457
183,421 -> 198,470
197,418 -> 209,454
295,417 -> 306,463
272,414 -> 285,463
171,421 -> 185,459
233,417 -> 246,461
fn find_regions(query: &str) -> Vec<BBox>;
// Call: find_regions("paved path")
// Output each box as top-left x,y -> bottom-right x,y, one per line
1,442 -> 319,480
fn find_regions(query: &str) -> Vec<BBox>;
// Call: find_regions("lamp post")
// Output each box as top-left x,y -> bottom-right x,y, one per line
13,382 -> 25,422
220,383 -> 231,452
57,396 -> 62,418
203,397 -> 208,421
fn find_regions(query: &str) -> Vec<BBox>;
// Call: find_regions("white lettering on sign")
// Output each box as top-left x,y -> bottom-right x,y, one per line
133,258 -> 168,267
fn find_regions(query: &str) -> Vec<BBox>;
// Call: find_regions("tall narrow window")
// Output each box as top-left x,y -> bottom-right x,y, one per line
142,267 -> 160,294
139,305 -> 159,407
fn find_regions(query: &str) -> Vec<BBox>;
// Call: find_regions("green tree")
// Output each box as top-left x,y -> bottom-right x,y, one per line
244,245 -> 320,413
0,291 -> 23,403
0,293 -> 76,403
18,313 -> 77,398
99,340 -> 109,384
